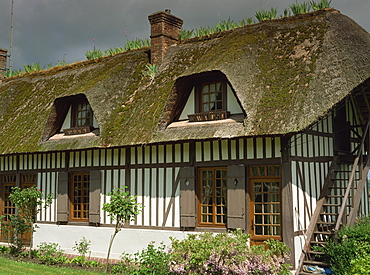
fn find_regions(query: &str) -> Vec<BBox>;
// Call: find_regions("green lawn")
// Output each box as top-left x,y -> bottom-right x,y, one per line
0,257 -> 100,275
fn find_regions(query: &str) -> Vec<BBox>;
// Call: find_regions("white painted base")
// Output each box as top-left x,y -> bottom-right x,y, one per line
33,224 -> 192,259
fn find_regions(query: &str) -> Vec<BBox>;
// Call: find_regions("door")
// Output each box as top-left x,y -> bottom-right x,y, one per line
249,165 -> 282,245
0,174 -> 36,244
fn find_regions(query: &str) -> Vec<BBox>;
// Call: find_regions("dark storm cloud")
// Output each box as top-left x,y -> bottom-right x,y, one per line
0,0 -> 369,70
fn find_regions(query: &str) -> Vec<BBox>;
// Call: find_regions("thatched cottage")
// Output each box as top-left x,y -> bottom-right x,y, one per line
0,8 -> 369,273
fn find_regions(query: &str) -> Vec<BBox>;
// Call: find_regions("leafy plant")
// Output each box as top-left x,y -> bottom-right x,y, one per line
2,68 -> 23,78
36,242 -> 67,265
102,187 -> 142,271
178,29 -> 194,41
214,18 -> 237,32
0,214 -> 31,255
57,59 -> 68,66
8,186 -> 53,258
125,38 -> 150,51
310,0 -> 332,10
23,62 -> 43,73
290,1 -> 311,15
325,216 -> 370,275
194,26 -> 215,37
105,47 -> 125,56
85,47 -> 103,60
142,64 -> 158,79
118,242 -> 170,275
238,17 -> 254,27
280,8 -> 292,18
0,245 -> 11,254
255,7 -> 278,21
72,237 -> 91,258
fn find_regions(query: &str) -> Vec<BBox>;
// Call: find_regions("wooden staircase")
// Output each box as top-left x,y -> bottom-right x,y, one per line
296,121 -> 370,275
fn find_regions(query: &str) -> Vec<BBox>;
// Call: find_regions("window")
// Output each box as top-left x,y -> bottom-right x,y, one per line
57,170 -> 101,224
69,172 -> 90,222
201,82 -> 225,112
198,167 -> 227,227
72,101 -> 92,128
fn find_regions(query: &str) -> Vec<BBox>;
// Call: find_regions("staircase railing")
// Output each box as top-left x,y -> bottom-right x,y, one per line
296,156 -> 339,273
335,119 -> 370,231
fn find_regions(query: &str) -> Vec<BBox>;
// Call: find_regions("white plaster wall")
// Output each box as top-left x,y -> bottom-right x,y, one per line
33,224 -> 194,259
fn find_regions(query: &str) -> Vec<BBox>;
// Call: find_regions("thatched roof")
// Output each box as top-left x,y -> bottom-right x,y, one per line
1,9 -> 370,154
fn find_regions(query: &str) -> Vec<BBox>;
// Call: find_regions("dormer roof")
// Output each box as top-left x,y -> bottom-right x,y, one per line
0,9 -> 370,154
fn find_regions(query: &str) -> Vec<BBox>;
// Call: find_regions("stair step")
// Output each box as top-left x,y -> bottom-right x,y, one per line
307,250 -> 325,255
303,260 -> 331,267
314,231 -> 332,235
317,221 -> 335,225
310,240 -> 327,245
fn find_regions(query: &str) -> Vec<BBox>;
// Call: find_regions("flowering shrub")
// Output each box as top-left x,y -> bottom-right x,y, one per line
169,229 -> 290,275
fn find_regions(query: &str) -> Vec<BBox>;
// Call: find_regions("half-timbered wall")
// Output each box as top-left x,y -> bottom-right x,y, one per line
290,113 -> 334,264
0,137 -> 282,228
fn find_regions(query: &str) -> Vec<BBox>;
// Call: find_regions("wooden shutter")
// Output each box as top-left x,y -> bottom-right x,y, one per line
180,166 -> 196,228
227,165 -> 246,230
89,170 -> 101,223
57,171 -> 69,223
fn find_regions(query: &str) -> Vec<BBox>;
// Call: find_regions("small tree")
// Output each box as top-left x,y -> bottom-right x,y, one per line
9,186 -> 53,258
102,187 -> 142,270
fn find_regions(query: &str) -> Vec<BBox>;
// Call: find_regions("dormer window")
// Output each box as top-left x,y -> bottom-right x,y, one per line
42,94 -> 99,141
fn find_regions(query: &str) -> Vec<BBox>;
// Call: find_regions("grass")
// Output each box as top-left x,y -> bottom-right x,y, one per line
0,256 -> 100,275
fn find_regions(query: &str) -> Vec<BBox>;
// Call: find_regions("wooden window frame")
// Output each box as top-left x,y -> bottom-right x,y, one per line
199,81 -> 226,113
69,172 -> 90,222
71,99 -> 93,128
197,167 -> 227,228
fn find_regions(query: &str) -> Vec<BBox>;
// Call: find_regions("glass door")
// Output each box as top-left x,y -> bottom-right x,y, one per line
249,166 -> 281,245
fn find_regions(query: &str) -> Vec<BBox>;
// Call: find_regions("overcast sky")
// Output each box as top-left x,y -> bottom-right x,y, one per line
0,0 -> 369,71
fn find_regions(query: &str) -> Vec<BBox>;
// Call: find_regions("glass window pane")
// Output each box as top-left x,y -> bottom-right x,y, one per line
255,225 -> 263,235
255,204 -> 262,213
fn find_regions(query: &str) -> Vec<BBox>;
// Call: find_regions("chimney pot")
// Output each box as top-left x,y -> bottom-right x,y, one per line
148,11 -> 183,65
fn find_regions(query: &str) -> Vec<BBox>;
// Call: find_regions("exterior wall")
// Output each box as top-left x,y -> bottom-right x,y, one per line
0,136 -> 282,259
290,113 -> 334,265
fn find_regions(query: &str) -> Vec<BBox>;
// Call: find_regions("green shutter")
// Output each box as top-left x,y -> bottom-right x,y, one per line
57,172 -> 69,223
180,166 -> 196,228
227,165 -> 246,230
89,170 -> 101,224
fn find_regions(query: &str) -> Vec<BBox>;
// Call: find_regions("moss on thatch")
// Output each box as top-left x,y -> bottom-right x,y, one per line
0,9 -> 370,154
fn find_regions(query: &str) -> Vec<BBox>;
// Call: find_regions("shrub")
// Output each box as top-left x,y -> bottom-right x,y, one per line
169,229 -> 290,275
117,242 -> 170,275
0,214 -> 31,255
36,242 -> 67,265
325,216 -> 370,275
72,237 -> 91,258
8,186 -> 53,258
349,242 -> 370,275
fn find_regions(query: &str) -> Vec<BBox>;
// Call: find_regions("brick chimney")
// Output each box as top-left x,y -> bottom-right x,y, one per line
0,48 -> 8,79
148,10 -> 183,65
